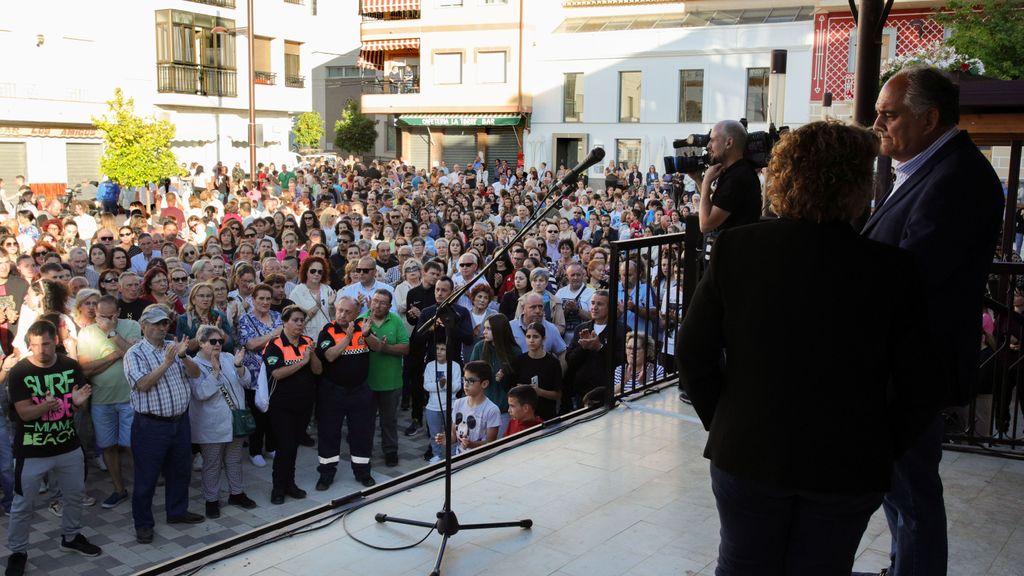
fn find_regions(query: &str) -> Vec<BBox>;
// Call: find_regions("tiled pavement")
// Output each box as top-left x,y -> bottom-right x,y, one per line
0,412 -> 436,576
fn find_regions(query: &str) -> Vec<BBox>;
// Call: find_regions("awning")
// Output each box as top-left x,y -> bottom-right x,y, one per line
399,113 -> 523,127
360,0 -> 420,14
357,37 -> 421,70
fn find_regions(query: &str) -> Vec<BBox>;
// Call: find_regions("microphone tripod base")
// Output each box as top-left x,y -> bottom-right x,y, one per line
375,509 -> 532,575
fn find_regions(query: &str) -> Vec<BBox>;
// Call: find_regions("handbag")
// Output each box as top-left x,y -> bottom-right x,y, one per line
218,376 -> 256,438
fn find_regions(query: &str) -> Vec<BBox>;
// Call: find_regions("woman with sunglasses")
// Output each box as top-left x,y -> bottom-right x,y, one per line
297,210 -> 322,247
0,236 -> 19,261
97,271 -> 120,298
29,241 -> 58,267
140,266 -> 184,321
288,256 -> 335,340
188,324 -> 255,518
179,243 -> 199,273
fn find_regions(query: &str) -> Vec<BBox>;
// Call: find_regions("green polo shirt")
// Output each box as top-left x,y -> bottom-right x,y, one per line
360,311 -> 409,392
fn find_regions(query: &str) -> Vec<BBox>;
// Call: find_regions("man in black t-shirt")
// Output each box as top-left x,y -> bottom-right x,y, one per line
402,261 -> 441,429
6,321 -> 101,575
117,272 -> 147,321
315,296 -> 375,489
689,120 -> 762,234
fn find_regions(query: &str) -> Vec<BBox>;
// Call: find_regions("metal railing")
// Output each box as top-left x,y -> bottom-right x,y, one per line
254,70 -> 276,85
362,78 -> 420,94
593,219 -> 700,408
285,74 -> 305,88
186,0 -> 235,7
943,259 -> 1024,459
156,64 -> 237,97
284,0 -> 304,4
361,9 -> 420,21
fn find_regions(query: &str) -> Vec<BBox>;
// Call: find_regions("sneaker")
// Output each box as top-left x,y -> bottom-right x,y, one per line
6,552 -> 26,576
404,421 -> 422,436
428,455 -> 443,465
59,534 -> 101,557
678,390 -> 692,405
94,456 -> 108,472
101,490 -> 129,510
82,494 -> 96,507
205,501 -> 220,519
135,526 -> 154,544
192,454 -> 204,471
227,493 -> 257,509
270,489 -> 285,505
385,453 -> 399,467
48,500 -> 62,518
249,454 -> 267,468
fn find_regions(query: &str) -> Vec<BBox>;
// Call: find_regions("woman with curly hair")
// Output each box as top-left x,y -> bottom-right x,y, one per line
677,120 -> 933,575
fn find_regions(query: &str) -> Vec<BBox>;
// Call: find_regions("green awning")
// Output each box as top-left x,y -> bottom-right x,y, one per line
399,113 -> 522,127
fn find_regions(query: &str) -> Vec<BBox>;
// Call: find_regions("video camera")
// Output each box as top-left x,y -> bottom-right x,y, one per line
665,119 -> 786,175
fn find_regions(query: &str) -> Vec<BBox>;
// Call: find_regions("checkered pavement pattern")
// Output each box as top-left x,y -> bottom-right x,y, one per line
0,415 -> 435,576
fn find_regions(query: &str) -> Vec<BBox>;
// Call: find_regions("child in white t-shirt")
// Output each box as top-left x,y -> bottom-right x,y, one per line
424,342 -> 462,463
435,361 -> 500,456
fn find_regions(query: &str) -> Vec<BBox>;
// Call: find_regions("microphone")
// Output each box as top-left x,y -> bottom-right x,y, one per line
555,147 -> 606,188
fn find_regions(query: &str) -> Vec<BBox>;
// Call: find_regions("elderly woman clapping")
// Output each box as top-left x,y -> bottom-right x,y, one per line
188,324 -> 257,519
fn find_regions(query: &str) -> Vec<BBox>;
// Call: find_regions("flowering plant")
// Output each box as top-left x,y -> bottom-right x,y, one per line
880,42 -> 986,86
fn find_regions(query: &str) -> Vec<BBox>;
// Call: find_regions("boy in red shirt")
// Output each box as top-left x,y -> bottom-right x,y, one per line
505,385 -> 543,437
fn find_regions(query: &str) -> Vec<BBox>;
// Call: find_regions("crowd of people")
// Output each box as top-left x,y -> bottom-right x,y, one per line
0,144 -> 693,572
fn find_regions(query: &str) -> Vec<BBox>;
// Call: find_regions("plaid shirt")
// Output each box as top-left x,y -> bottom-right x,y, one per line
124,338 -> 191,417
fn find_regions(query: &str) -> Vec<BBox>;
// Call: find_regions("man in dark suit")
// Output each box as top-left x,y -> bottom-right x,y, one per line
679,121 -> 937,575
862,66 -> 1004,576
563,290 -> 626,410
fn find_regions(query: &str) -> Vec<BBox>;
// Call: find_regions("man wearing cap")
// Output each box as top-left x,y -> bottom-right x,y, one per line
123,305 -> 203,544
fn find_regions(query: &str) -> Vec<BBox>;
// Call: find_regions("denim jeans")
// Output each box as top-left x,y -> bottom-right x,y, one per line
882,415 -> 947,576
0,419 -> 14,513
131,412 -> 193,529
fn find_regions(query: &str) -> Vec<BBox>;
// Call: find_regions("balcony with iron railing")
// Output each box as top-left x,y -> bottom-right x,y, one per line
362,75 -> 419,95
285,74 -> 305,88
157,63 -> 237,97
186,0 -> 236,8
254,71 -> 276,85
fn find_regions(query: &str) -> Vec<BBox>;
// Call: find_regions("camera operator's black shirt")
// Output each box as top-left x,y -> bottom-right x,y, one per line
711,158 -> 762,231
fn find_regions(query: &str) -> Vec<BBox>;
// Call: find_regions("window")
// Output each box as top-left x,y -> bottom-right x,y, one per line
326,66 -> 374,78
481,0 -> 508,4
617,139 -> 641,168
848,28 -> 897,73
679,69 -> 703,123
563,73 -> 584,123
477,51 -> 506,84
435,52 -> 462,84
619,71 -> 641,123
745,67 -> 768,122
253,37 -> 273,84
439,0 -> 463,6
154,10 -> 237,97
285,40 -> 303,87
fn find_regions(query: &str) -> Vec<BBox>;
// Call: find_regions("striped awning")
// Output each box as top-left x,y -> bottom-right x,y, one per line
357,37 -> 420,70
360,0 -> 420,14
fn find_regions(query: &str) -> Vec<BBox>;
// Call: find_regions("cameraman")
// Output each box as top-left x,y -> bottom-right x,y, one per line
688,120 -> 762,234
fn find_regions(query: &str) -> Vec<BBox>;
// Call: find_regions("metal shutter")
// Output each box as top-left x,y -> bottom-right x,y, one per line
442,128 -> 477,167
66,143 -> 102,186
407,128 -> 430,171
0,142 -> 27,193
485,126 -> 518,166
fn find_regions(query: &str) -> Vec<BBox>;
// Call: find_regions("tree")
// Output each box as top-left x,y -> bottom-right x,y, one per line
334,99 -> 378,155
292,111 -> 325,151
935,0 -> 1024,80
91,88 -> 180,187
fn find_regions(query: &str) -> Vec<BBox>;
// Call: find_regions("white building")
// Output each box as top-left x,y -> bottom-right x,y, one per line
525,1 -> 816,184
0,0 -> 347,195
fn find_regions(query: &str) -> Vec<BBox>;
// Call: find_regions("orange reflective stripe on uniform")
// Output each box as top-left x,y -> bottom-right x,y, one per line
325,325 -> 368,352
264,335 -> 310,363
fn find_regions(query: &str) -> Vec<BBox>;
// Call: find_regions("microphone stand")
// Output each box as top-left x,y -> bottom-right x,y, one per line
372,169 -> 591,576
